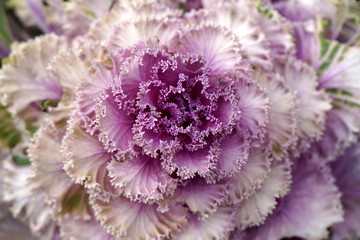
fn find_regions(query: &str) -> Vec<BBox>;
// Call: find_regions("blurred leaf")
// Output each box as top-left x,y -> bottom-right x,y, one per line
12,155 -> 30,165
0,1 -> 12,45
0,105 -> 22,149
25,123 -> 38,135
39,99 -> 59,112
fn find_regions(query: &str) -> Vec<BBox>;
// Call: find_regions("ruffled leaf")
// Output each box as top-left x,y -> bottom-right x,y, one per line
2,155 -> 59,239
28,118 -> 91,219
240,158 -> 343,240
0,34 -> 67,116
275,56 -> 331,152
188,1 -> 272,70
331,143 -> 360,240
107,154 -> 177,203
235,160 -> 292,230
173,24 -> 249,76
253,1 -> 294,55
96,90 -> 135,153
87,1 -> 181,42
109,18 -> 180,49
168,143 -> 217,179
256,71 -> 297,159
58,215 -> 113,240
311,105 -> 360,162
227,147 -> 271,204
63,116 -> 115,195
175,177 -> 227,217
235,79 -> 269,141
311,40 -> 360,160
76,63 -> 115,132
92,196 -> 189,239
215,131 -> 249,178
177,206 -> 236,240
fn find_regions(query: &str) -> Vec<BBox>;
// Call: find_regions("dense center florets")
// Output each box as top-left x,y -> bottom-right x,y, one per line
133,54 -> 238,151
96,48 -> 242,179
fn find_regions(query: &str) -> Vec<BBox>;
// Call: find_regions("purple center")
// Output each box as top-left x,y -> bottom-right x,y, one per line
110,48 -> 239,158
